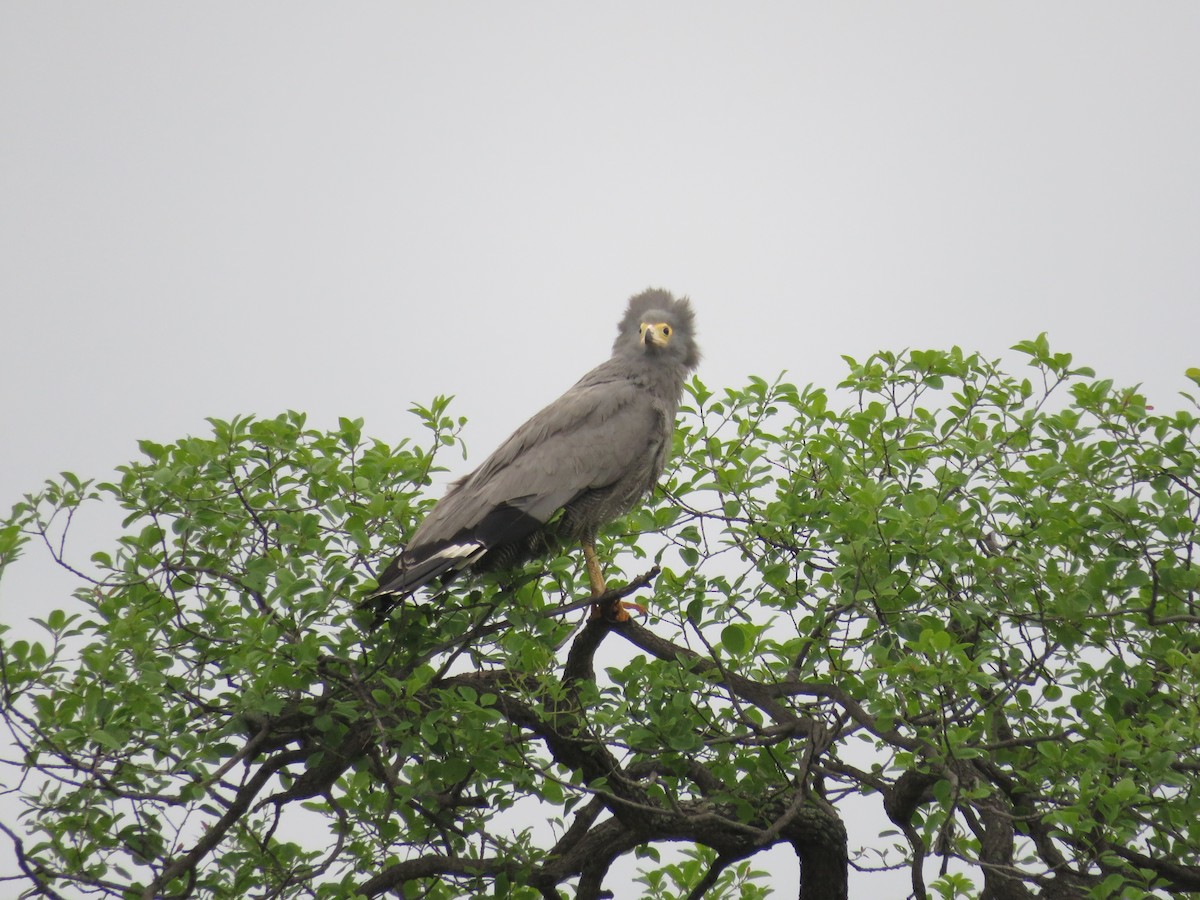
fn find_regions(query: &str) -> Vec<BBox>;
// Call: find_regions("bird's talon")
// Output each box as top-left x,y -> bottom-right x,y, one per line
620,599 -> 647,618
588,599 -> 647,622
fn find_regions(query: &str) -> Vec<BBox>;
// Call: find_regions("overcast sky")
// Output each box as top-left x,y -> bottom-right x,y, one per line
2,3 -> 1198,894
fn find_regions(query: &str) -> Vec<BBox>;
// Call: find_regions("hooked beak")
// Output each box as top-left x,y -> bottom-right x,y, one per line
640,322 -> 671,348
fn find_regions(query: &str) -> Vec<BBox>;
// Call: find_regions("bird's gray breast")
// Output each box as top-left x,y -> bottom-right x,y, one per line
559,401 -> 671,539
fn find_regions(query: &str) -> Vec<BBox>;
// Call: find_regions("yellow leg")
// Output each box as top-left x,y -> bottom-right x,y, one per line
583,539 -> 645,622
583,539 -> 607,597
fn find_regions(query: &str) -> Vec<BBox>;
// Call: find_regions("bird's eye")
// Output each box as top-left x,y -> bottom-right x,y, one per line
662,325 -> 671,336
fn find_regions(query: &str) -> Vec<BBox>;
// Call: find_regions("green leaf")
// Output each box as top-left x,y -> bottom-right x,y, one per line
721,623 -> 748,655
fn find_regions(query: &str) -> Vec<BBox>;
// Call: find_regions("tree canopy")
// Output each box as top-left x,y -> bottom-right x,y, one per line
2,339 -> 1199,900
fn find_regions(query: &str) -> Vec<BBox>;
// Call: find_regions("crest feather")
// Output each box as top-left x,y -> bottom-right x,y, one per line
614,287 -> 699,369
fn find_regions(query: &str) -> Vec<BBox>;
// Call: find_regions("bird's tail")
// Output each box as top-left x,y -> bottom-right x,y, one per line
360,542 -> 487,627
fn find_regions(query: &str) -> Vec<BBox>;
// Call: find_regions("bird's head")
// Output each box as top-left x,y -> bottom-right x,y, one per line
614,288 -> 701,371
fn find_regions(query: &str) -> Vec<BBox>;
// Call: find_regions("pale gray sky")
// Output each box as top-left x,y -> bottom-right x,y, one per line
2,3 -> 1198,895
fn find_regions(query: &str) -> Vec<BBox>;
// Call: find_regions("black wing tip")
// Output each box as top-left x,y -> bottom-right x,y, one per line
358,542 -> 485,629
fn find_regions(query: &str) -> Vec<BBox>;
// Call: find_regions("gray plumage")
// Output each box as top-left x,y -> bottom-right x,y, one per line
367,288 -> 699,618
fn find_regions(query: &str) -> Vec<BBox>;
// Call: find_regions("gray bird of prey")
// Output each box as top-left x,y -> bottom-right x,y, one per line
366,288 -> 699,623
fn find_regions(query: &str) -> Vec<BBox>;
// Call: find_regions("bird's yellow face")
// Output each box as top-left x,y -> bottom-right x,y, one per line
639,321 -> 674,348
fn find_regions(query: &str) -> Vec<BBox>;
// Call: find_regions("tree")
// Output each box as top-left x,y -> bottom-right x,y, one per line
2,339 -> 1199,900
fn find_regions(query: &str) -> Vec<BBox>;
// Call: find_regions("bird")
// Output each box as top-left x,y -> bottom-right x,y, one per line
365,288 -> 699,625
